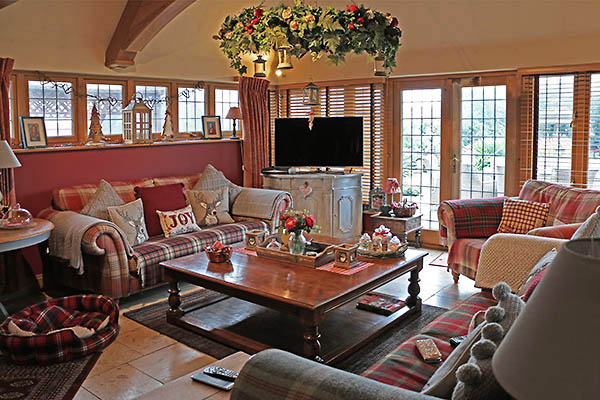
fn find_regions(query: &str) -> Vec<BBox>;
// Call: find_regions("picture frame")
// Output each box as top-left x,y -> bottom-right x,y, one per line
20,117 -> 48,148
369,187 -> 385,212
202,116 -> 222,139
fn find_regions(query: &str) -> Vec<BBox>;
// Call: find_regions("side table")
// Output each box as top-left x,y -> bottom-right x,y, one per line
0,218 -> 54,320
369,213 -> 423,247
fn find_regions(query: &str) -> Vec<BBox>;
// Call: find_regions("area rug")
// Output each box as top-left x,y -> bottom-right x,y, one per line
124,289 -> 447,373
0,352 -> 100,400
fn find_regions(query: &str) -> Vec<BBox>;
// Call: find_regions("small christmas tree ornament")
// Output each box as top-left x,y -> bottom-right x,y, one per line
87,104 -> 106,145
161,110 -> 176,141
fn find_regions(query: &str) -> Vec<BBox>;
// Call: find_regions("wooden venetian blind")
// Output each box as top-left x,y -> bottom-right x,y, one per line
270,83 -> 385,203
519,75 -> 536,186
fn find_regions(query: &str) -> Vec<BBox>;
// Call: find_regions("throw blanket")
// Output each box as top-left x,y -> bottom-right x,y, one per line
49,211 -> 134,274
231,188 -> 291,220
444,197 -> 506,239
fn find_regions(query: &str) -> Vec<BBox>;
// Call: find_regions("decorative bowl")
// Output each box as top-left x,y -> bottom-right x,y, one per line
205,245 -> 233,263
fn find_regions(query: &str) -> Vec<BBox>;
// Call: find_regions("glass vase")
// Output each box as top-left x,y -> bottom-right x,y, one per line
288,231 -> 307,255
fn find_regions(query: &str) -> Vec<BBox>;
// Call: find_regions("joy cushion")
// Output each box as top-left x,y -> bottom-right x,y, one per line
0,295 -> 119,365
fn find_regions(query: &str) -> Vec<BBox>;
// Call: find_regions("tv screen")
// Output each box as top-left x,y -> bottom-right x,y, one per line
274,117 -> 363,167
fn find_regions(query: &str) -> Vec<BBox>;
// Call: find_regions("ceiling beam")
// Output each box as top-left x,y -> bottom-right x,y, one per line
105,0 -> 196,71
0,0 -> 18,10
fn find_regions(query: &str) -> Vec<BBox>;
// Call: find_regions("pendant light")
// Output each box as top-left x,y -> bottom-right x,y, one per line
253,55 -> 267,78
276,46 -> 293,70
374,55 -> 386,77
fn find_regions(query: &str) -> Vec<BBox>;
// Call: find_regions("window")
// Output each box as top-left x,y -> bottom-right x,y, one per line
589,74 -> 600,188
135,85 -> 168,134
86,84 -> 123,136
178,87 -> 205,133
401,89 -> 442,229
28,80 -> 73,137
536,75 -> 574,185
215,89 -> 238,131
460,85 -> 506,198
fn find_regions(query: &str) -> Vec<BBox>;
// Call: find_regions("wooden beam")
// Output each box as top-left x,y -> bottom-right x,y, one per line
0,0 -> 18,10
105,0 -> 196,71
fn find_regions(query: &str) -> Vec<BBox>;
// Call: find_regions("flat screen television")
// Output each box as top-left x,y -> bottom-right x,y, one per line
274,117 -> 363,167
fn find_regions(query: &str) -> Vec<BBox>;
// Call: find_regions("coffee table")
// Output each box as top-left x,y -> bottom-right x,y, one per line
162,241 -> 427,365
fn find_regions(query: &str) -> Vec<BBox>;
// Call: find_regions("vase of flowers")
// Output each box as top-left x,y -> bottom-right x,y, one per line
277,209 -> 319,255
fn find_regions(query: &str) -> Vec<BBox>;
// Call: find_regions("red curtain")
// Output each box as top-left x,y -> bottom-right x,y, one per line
239,76 -> 270,188
0,58 -> 15,205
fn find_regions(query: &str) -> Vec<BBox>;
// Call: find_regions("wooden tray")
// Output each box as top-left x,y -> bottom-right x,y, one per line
255,236 -> 335,268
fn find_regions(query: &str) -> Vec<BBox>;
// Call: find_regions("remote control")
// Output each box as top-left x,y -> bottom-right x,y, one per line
449,335 -> 468,347
203,366 -> 239,381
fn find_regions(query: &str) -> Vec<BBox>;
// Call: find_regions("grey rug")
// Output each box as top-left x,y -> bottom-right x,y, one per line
124,289 -> 447,373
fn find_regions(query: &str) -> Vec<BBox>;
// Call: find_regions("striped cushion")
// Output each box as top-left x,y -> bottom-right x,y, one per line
362,292 -> 496,391
497,198 -> 549,234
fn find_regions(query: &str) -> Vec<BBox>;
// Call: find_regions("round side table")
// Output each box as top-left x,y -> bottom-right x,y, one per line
0,218 -> 54,319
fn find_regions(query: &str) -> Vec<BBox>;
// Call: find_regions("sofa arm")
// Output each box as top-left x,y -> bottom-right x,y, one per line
438,197 -> 506,247
231,188 -> 292,229
475,233 -> 566,291
527,223 -> 581,239
231,349 -> 438,400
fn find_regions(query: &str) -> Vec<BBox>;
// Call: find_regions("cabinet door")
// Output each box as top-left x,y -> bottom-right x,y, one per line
289,187 -> 332,236
333,187 -> 362,239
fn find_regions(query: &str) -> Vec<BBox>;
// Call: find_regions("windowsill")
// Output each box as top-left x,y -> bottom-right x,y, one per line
13,138 -> 241,154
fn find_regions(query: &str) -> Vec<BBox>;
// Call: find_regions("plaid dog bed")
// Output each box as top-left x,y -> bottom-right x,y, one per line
0,295 -> 119,365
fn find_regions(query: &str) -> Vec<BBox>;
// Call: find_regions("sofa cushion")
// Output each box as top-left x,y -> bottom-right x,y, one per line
80,179 -> 125,220
153,174 -> 200,190
135,183 -> 187,236
52,178 -> 154,212
186,188 -> 234,226
129,220 -> 269,287
362,291 -> 497,392
497,198 -> 549,234
156,205 -> 200,238
107,199 -> 149,246
193,164 -> 242,208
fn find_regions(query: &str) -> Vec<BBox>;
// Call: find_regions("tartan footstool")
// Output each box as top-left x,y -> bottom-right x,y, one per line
0,294 -> 119,365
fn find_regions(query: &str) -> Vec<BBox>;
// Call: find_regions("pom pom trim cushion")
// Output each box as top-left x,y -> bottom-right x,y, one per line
497,198 -> 550,234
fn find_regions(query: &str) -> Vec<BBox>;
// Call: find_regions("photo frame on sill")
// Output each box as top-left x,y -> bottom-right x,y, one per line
202,116 -> 222,139
20,116 -> 48,149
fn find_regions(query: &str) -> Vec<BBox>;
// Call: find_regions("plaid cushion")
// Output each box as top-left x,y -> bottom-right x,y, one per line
447,238 -> 486,280
0,295 -> 119,365
52,178 -> 154,212
362,292 -> 496,391
527,223 -> 581,239
153,174 -> 200,190
519,180 -> 600,225
497,198 -> 549,234
131,221 -> 269,287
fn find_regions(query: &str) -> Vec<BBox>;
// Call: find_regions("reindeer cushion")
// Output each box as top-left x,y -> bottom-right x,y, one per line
156,205 -> 200,238
107,198 -> 150,246
186,188 -> 235,227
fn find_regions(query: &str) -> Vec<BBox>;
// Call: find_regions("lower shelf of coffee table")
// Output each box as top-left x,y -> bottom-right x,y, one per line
168,294 -> 421,365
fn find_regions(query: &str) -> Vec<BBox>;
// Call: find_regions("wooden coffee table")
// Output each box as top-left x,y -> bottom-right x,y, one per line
162,241 -> 427,365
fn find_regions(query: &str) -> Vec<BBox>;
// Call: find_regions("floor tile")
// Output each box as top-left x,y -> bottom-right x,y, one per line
89,341 -> 143,378
117,325 -> 176,355
118,315 -> 146,335
83,364 -> 163,400
73,387 -> 100,400
129,343 -> 216,384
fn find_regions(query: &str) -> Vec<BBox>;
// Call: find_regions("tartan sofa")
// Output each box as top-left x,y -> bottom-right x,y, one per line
38,173 -> 291,300
438,180 -> 600,282
230,233 -> 565,400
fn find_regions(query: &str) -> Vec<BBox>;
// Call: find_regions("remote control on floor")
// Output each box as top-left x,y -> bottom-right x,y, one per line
203,366 -> 239,381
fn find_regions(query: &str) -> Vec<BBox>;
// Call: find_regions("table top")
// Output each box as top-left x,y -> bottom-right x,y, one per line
0,218 -> 54,245
162,237 -> 427,311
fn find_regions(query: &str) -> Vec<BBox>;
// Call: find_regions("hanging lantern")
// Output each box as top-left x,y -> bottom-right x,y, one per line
276,46 -> 293,70
122,98 -> 152,144
253,55 -> 267,77
303,82 -> 320,105
374,55 -> 387,77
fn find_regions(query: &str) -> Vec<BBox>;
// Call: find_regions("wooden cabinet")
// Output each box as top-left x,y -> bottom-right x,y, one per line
263,173 -> 363,241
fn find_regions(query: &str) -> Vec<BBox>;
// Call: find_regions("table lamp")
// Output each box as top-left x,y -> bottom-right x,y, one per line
492,238 -> 600,399
383,177 -> 401,204
226,107 -> 242,139
0,140 -> 21,204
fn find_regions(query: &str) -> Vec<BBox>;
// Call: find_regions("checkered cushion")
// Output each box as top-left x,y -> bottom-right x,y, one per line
0,295 -> 119,365
447,238 -> 486,280
362,291 -> 496,391
497,198 -> 549,234
52,178 -> 154,212
153,174 -> 200,190
130,220 -> 269,287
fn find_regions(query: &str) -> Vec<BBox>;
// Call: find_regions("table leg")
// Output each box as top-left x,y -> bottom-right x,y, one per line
406,263 -> 422,308
167,279 -> 184,318
302,324 -> 324,363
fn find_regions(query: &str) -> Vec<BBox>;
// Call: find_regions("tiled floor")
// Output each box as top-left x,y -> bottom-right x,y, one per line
76,248 -> 479,400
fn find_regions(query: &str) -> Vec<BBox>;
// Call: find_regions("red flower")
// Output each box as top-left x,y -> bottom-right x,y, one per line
251,18 -> 260,26
357,17 -> 365,24
285,217 -> 297,231
347,4 -> 359,13
348,23 -> 356,30
245,25 -> 254,34
254,8 -> 264,17
305,215 -> 315,228
280,215 -> 285,221
391,17 -> 398,27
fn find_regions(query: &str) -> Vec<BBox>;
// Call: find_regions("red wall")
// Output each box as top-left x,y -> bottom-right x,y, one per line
13,141 -> 243,275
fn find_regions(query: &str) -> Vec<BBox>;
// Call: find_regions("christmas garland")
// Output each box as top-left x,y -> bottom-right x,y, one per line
214,1 -> 401,75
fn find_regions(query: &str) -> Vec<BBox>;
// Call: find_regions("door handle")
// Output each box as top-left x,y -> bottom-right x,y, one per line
452,154 -> 458,173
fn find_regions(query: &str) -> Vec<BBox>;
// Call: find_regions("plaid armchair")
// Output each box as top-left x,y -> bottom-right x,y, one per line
438,180 -> 600,282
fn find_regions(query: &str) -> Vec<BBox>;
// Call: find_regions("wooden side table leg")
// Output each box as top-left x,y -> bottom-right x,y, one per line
406,262 -> 422,308
167,279 -> 184,318
302,324 -> 324,363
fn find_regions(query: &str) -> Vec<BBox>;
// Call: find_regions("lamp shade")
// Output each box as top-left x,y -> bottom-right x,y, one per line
0,140 -> 21,168
383,178 -> 401,194
226,107 -> 242,120
493,238 -> 600,400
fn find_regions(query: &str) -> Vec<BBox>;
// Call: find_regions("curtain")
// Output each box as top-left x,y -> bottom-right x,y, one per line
239,76 -> 270,188
0,58 -> 15,205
